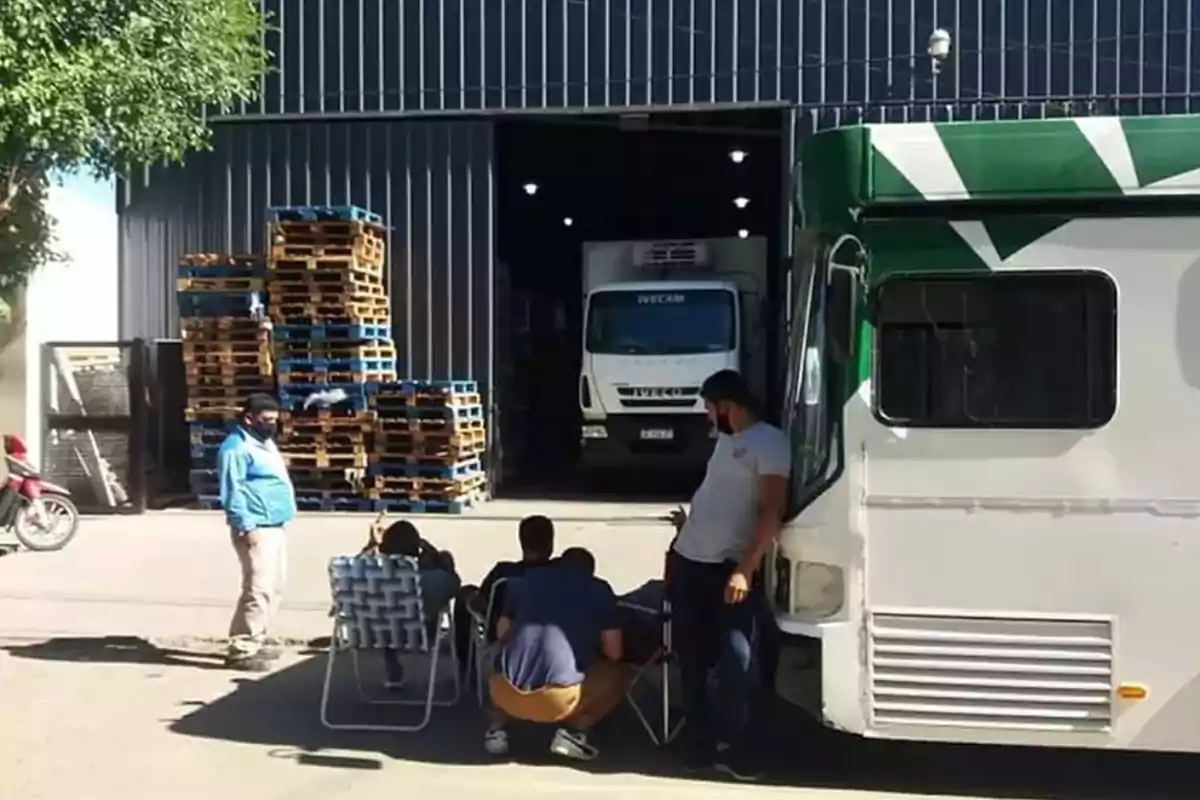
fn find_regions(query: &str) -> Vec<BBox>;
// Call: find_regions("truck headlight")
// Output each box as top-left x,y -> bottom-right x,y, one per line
793,560 -> 845,617
581,425 -> 608,439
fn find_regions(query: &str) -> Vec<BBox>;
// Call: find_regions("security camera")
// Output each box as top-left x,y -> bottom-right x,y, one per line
928,29 -> 951,73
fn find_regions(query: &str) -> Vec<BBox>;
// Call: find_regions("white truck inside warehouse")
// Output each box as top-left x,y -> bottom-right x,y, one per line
773,112 -> 1200,754
577,237 -> 767,475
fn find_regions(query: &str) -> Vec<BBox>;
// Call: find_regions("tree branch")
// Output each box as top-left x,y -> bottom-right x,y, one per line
0,165 -> 27,219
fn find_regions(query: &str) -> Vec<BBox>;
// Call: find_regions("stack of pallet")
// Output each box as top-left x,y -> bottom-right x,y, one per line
176,255 -> 271,505
266,205 -> 397,512
367,380 -> 486,513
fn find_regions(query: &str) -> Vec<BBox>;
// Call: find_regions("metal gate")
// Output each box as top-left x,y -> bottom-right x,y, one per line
41,341 -> 148,514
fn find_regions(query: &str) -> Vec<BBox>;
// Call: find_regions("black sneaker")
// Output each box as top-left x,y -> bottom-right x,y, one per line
224,654 -> 273,673
549,728 -> 599,761
713,743 -> 760,782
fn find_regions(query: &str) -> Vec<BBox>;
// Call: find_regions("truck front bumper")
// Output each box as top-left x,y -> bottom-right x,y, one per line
579,414 -> 715,470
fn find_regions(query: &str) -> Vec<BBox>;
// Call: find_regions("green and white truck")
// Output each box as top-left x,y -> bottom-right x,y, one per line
773,113 -> 1200,753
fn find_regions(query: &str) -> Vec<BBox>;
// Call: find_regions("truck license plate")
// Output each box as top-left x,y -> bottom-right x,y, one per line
640,428 -> 674,441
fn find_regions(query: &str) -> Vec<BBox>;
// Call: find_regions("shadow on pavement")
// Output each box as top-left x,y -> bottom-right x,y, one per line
163,648 -> 1200,798
3,635 -> 229,670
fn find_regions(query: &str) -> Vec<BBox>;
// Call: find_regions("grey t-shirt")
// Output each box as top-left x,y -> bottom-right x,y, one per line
673,421 -> 791,564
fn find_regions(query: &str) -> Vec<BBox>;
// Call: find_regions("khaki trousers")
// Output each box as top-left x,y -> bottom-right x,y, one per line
227,526 -> 287,657
490,660 -> 632,729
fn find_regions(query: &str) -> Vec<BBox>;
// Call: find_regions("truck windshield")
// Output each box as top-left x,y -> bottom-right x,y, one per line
585,289 -> 736,355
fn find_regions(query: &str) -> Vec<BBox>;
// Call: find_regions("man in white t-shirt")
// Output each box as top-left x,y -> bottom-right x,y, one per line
665,369 -> 790,782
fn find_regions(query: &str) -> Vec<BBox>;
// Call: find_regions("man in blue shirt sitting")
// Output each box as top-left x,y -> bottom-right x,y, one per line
217,393 -> 297,672
486,547 -> 630,761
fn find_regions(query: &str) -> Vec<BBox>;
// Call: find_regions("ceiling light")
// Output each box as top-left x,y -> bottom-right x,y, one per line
729,149 -> 748,164
523,182 -> 538,196
734,197 -> 750,209
563,217 -> 574,227
737,229 -> 749,239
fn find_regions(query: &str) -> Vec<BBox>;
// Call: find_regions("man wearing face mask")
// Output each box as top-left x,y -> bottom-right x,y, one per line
217,393 -> 297,671
665,369 -> 790,782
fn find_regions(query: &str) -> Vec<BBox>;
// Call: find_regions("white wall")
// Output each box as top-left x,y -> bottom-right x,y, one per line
16,177 -> 118,467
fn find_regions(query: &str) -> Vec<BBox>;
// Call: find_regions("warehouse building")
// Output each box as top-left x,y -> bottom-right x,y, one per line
108,0 -> 1199,500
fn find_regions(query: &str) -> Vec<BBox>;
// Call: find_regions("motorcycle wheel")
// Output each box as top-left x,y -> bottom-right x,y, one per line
13,494 -> 81,552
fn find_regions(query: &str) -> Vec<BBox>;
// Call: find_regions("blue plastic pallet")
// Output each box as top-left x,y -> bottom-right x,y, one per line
270,205 -> 384,225
178,265 -> 266,279
273,323 -> 392,342
197,495 -> 223,510
189,420 -> 236,437
367,458 -> 482,479
277,390 -> 371,412
277,381 -> 380,396
377,379 -> 479,396
177,292 -> 263,318
189,443 -> 221,461
276,357 -> 396,373
189,419 -> 237,430
375,403 -> 483,421
369,495 -> 480,514
295,494 -> 374,512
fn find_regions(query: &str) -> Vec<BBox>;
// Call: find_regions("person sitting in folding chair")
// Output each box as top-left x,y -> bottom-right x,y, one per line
484,547 -> 629,761
453,514 -> 557,667
363,518 -> 461,689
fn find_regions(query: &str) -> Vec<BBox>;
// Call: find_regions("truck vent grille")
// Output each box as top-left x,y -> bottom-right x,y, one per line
868,612 -> 1114,734
633,240 -> 709,267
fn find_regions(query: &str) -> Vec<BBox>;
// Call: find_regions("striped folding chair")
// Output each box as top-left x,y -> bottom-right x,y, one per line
320,554 -> 461,732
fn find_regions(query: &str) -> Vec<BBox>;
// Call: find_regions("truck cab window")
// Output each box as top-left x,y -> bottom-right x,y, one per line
785,243 -> 857,515
585,289 -> 736,355
874,271 -> 1117,428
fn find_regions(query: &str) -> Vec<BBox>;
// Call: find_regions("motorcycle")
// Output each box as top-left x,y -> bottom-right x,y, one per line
1,434 -> 80,552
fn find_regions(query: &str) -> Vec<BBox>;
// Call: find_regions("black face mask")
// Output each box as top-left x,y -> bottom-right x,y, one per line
250,420 -> 278,441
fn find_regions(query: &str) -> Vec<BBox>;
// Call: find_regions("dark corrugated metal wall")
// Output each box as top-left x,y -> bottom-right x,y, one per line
119,119 -> 495,387
227,0 -> 1200,119
121,0 -> 1200,357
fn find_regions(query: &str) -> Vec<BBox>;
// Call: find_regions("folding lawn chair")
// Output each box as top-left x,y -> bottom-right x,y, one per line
320,554 -> 461,732
466,576 -> 519,706
621,595 -> 686,746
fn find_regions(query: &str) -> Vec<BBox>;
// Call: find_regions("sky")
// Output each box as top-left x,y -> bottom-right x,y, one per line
54,171 -> 116,210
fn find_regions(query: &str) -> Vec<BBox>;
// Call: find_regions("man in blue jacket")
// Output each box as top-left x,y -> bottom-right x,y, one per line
217,393 -> 297,671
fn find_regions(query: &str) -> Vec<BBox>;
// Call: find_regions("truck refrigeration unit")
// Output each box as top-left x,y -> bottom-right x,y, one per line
774,113 -> 1200,754
578,237 -> 768,475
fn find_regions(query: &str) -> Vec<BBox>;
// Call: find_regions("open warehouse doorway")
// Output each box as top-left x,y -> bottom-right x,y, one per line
492,109 -> 788,498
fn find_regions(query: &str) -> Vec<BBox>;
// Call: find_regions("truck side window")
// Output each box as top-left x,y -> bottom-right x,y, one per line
874,271 -> 1117,429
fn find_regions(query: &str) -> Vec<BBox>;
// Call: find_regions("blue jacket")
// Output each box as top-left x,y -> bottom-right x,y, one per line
217,427 -> 297,533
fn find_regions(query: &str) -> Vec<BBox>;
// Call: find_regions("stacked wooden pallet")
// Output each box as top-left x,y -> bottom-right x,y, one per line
367,380 -> 486,514
176,254 -> 271,506
266,205 -> 397,512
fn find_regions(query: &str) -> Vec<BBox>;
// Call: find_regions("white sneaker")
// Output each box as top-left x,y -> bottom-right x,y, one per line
549,728 -> 598,761
484,726 -> 510,756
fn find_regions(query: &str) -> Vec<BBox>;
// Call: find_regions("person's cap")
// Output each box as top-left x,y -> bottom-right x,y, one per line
241,393 -> 279,415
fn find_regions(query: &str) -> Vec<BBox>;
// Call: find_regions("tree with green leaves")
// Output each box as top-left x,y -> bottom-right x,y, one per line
0,0 -> 270,292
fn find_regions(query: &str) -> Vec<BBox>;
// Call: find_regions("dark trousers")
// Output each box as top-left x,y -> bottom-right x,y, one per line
452,585 -> 478,673
665,550 -> 765,754
756,600 -> 782,691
